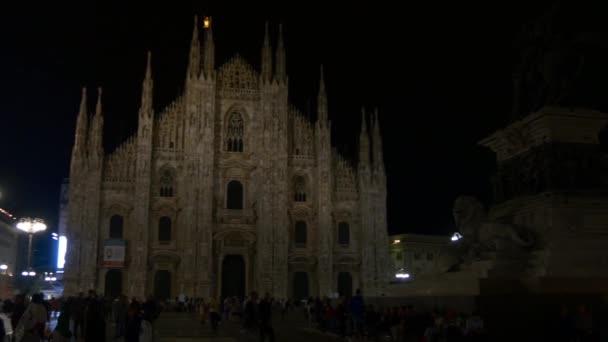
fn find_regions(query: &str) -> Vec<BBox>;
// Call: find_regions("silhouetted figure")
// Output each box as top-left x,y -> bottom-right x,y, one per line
258,293 -> 274,342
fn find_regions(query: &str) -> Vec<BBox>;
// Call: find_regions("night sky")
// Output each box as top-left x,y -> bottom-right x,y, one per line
1,1 -> 607,267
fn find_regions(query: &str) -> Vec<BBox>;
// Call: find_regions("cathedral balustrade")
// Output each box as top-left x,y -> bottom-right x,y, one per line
215,207 -> 256,224
101,181 -> 135,192
289,154 -> 315,166
151,239 -> 177,251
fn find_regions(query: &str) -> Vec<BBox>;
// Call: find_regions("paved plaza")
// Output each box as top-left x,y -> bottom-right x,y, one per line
50,306 -> 344,341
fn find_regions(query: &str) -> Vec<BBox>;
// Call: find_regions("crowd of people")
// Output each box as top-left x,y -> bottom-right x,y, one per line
303,290 -> 486,341
0,289 -> 599,342
0,290 -> 160,342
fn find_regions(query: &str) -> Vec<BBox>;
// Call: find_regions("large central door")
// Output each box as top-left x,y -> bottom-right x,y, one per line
104,269 -> 122,298
154,270 -> 171,300
293,272 -> 309,301
221,255 -> 245,299
337,272 -> 353,297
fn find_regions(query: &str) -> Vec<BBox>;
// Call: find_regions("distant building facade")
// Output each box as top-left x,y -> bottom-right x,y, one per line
64,18 -> 389,300
389,234 -> 447,280
0,208 -> 18,297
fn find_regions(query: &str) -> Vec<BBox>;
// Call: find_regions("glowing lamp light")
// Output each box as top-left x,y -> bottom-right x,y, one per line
51,277 -> 56,281
393,239 -> 401,244
57,236 -> 67,269
21,271 -> 28,276
28,271 -> 36,276
395,272 -> 410,279
0,264 -> 7,270
203,17 -> 211,29
451,232 -> 463,242
16,218 -> 47,234
44,277 -> 50,281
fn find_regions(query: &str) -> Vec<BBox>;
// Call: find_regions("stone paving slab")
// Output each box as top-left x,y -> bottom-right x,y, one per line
157,338 -> 236,342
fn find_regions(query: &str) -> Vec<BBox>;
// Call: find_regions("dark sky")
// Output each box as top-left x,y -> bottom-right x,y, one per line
1,0 -> 607,265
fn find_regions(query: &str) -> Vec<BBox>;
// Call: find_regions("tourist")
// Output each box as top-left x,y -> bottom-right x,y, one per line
51,305 -> 72,342
350,289 -> 364,338
18,293 -> 47,342
199,298 -> 207,325
208,297 -> 220,333
464,310 -> 484,341
258,292 -> 275,342
574,305 -> 593,342
0,300 -> 13,342
83,290 -> 105,342
125,301 -> 142,342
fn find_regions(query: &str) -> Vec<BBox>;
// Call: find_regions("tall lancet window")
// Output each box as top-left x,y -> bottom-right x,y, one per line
294,176 -> 306,202
225,111 -> 244,152
159,169 -> 174,197
294,221 -> 307,247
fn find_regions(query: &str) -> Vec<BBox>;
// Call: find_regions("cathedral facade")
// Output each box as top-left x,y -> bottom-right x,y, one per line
64,18 -> 389,300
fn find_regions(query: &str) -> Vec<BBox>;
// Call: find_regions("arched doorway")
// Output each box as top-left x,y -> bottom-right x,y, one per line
222,255 -> 245,299
337,272 -> 353,297
104,269 -> 122,298
154,270 -> 171,300
293,272 -> 309,301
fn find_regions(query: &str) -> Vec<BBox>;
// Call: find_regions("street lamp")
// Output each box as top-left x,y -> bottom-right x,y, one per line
16,217 -> 46,276
451,232 -> 463,242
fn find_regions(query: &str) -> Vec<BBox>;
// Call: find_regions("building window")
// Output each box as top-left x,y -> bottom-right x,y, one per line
294,176 -> 306,202
159,169 -> 174,197
427,253 -> 434,261
225,111 -> 244,152
109,215 -> 123,239
396,251 -> 402,261
226,180 -> 243,209
158,216 -> 172,242
295,221 -> 307,247
414,252 -> 420,260
338,222 -> 350,245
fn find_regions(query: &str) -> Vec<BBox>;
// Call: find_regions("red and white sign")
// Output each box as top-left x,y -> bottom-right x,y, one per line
102,240 -> 126,268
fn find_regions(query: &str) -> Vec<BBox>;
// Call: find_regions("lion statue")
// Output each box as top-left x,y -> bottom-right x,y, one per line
452,196 -> 535,257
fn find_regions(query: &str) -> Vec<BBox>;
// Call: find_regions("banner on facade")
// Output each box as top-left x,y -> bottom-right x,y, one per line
102,239 -> 126,268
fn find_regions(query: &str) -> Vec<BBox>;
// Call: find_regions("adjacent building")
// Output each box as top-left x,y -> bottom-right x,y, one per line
64,18 -> 390,300
389,234 -> 448,281
0,207 -> 18,297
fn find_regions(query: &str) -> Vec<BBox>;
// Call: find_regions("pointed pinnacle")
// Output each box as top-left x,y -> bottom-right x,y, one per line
361,107 -> 367,132
319,65 -> 326,93
192,16 -> 199,40
96,87 -> 103,114
264,22 -> 270,45
145,51 -> 152,80
79,87 -> 87,114
277,23 -> 284,47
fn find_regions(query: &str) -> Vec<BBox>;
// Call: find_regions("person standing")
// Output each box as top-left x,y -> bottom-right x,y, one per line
258,293 -> 275,342
350,289 -> 364,338
0,300 -> 14,342
208,297 -> 220,333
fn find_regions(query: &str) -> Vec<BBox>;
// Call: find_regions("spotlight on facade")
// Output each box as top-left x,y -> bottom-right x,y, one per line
451,232 -> 463,242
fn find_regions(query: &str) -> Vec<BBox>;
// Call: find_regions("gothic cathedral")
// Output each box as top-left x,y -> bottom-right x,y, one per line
64,18 -> 389,300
